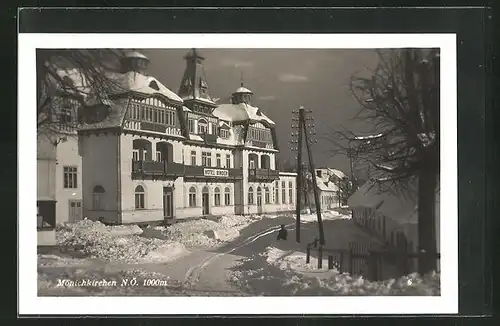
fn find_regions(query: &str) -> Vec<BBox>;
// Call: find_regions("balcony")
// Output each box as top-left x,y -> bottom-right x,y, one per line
201,132 -> 218,144
132,160 -> 184,179
132,160 -> 243,180
248,168 -> 280,182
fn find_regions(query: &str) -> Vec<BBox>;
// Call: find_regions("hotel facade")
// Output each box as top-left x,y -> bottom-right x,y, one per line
38,49 -> 297,226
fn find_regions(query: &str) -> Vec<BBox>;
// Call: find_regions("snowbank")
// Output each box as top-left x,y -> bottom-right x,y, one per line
204,228 -> 240,242
152,215 -> 258,249
294,210 -> 351,223
56,220 -> 188,263
252,245 -> 440,296
262,247 -> 334,276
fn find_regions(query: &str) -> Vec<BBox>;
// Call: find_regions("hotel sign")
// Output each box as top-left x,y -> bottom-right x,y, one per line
203,168 -> 229,177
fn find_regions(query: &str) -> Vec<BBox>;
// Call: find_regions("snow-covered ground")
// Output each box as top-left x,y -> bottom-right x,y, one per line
229,245 -> 440,296
38,211 -> 439,297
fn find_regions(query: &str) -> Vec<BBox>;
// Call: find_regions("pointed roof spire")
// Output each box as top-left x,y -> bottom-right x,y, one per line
240,71 -> 244,87
184,48 -> 205,61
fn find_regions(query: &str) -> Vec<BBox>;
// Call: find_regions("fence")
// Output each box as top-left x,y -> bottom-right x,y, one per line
305,241 -> 440,281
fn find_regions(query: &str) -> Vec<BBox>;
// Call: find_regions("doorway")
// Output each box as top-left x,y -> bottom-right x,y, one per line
163,187 -> 174,220
68,199 -> 82,223
257,187 -> 263,214
202,186 -> 210,215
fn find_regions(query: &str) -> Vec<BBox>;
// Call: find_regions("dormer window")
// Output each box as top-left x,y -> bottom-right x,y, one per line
149,80 -> 160,91
198,118 -> 208,134
220,128 -> 230,139
184,78 -> 191,86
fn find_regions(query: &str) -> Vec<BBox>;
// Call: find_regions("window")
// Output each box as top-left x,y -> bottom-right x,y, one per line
156,151 -> 162,162
149,81 -> 160,91
249,160 -> 256,169
191,151 -> 197,165
189,187 -> 197,207
275,181 -> 279,203
188,119 -> 195,133
134,185 -> 145,209
224,187 -> 231,205
133,149 -> 139,161
216,153 -> 221,167
133,102 -> 177,126
265,187 -> 270,204
220,128 -> 230,139
92,185 -> 105,210
248,187 -> 254,205
225,154 -> 231,168
289,181 -> 293,204
214,187 -> 221,206
281,181 -> 286,204
63,166 -> 78,189
59,107 -> 73,124
142,150 -> 148,161
198,119 -> 208,134
202,152 -> 211,167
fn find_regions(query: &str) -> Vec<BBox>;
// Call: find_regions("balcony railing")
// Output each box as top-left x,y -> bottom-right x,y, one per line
132,160 -> 184,178
132,160 -> 243,180
248,168 -> 280,181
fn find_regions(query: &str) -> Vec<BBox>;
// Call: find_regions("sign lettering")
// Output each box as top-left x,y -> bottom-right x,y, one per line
203,168 -> 229,177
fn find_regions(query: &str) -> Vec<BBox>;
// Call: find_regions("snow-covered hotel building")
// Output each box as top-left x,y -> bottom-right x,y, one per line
71,49 -> 296,224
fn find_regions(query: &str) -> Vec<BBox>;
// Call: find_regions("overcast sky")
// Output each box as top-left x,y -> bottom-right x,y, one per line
140,49 -> 380,174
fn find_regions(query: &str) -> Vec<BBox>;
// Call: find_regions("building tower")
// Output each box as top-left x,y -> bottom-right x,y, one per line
178,48 -> 217,114
121,51 -> 150,74
231,81 -> 253,105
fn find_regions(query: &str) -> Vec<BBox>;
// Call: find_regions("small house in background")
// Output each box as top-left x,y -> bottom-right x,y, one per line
347,179 -> 440,256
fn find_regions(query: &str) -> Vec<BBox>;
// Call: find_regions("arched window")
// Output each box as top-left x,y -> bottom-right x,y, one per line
248,187 -> 254,205
264,187 -> 270,204
189,186 -> 197,207
257,187 -> 262,206
92,185 -> 105,210
135,185 -> 145,209
198,118 -> 208,134
214,187 -> 221,206
224,187 -> 231,206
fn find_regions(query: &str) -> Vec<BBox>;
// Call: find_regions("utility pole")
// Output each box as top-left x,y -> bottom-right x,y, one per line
290,106 -> 325,245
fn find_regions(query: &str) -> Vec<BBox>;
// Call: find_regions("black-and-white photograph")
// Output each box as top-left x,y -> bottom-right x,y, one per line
19,33 -> 457,315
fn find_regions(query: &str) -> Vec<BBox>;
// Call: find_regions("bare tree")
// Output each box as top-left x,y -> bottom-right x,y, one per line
37,49 -> 128,134
326,48 -> 440,275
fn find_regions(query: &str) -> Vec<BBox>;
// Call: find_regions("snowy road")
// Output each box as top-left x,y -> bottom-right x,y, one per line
40,213 -> 412,296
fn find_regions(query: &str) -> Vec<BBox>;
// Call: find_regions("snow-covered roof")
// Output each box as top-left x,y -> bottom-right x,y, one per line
317,177 -> 339,192
111,71 -> 183,103
125,51 -> 149,60
326,168 -> 347,179
181,95 -> 216,105
235,86 -> 253,94
347,179 -> 439,225
78,98 -> 131,131
182,106 -> 192,112
347,180 -> 417,225
213,102 -> 275,125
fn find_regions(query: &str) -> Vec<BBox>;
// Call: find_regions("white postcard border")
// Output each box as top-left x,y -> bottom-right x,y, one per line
18,33 -> 457,315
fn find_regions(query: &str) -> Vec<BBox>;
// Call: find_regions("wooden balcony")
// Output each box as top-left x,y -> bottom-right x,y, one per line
132,160 -> 243,180
248,168 -> 280,182
131,160 -> 184,179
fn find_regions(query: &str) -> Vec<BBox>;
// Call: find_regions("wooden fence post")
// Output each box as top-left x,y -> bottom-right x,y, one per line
339,251 -> 344,273
328,255 -> 334,270
306,245 -> 311,264
349,245 -> 354,275
368,251 -> 378,281
318,246 -> 323,269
